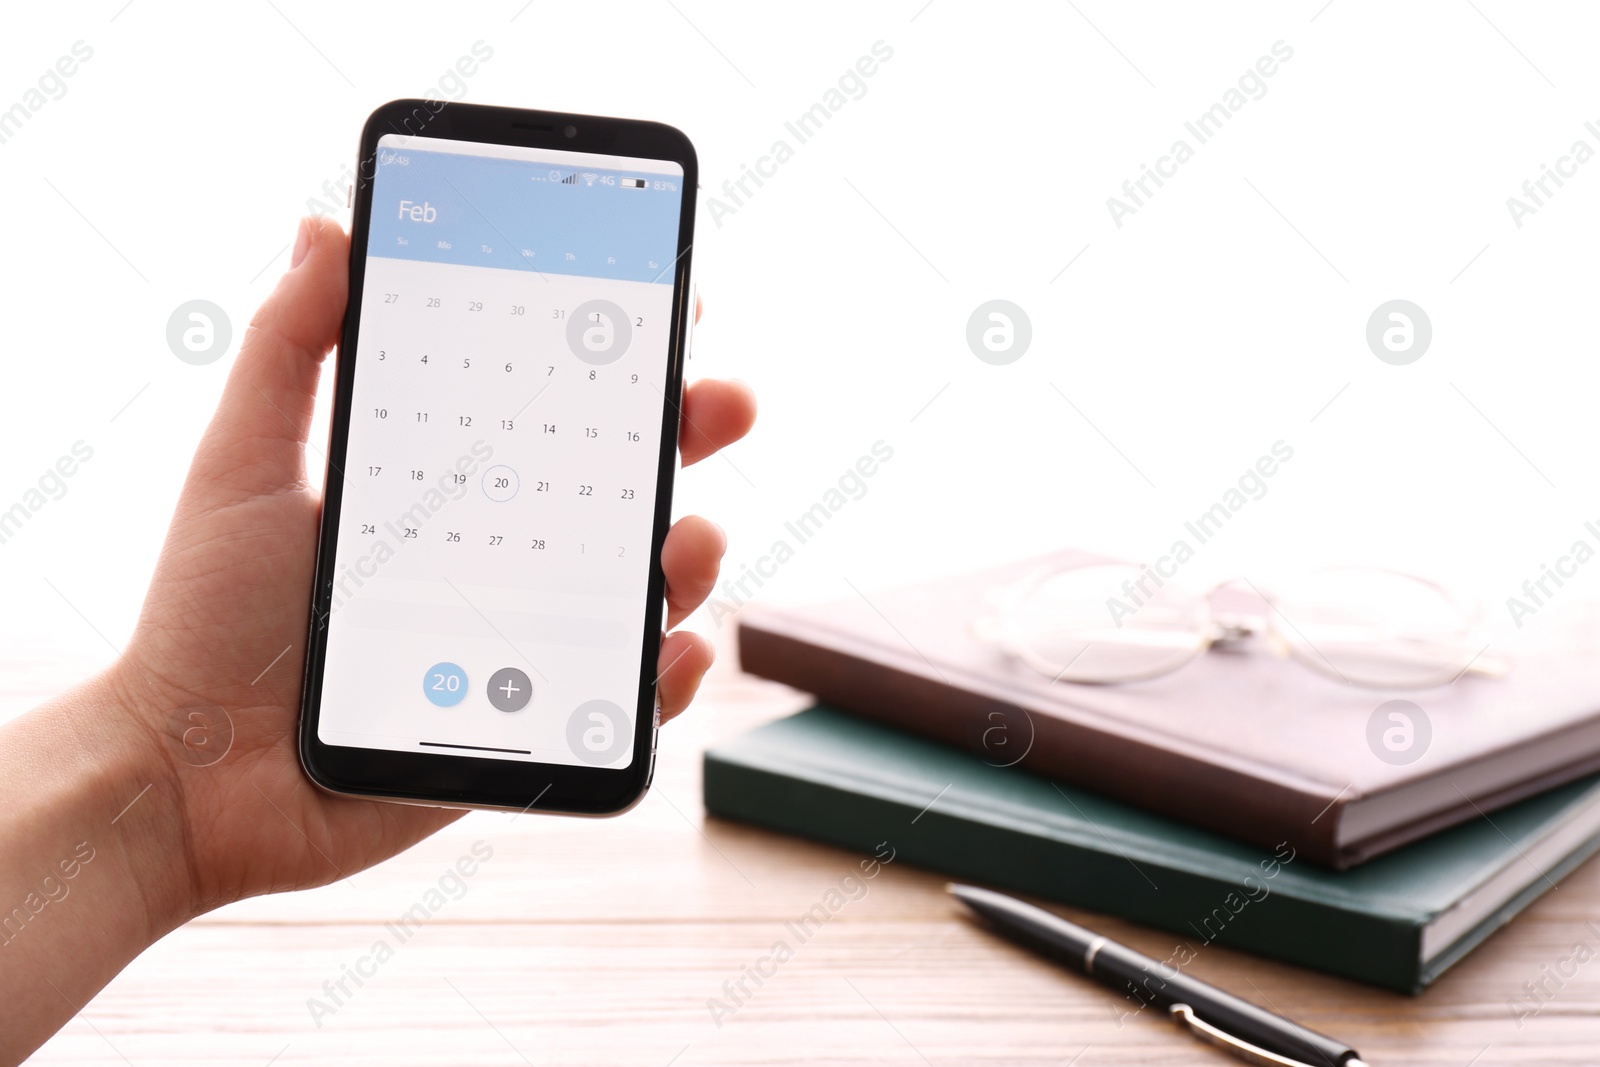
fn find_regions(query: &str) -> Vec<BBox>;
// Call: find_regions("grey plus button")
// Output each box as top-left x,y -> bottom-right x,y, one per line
486,667 -> 533,713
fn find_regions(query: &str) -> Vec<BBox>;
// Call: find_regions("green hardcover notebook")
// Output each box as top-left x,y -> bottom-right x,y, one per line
703,706 -> 1600,993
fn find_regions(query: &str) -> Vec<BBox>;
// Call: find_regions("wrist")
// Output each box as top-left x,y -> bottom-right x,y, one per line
0,666 -> 197,1062
43,664 -> 200,935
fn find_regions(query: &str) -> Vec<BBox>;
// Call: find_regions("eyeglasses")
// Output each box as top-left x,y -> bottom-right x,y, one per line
975,561 -> 1508,690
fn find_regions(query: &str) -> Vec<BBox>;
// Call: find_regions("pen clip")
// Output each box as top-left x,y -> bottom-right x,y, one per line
1168,1004 -> 1325,1067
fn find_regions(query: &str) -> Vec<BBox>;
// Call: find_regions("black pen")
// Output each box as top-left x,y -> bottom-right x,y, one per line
948,884 -> 1369,1067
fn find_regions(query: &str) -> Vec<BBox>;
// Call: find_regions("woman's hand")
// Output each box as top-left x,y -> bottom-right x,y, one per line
0,217 -> 753,1064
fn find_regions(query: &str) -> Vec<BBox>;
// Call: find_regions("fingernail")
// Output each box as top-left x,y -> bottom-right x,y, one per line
711,520 -> 727,553
290,219 -> 312,269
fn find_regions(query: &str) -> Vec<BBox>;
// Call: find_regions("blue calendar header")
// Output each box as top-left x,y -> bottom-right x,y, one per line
366,141 -> 684,285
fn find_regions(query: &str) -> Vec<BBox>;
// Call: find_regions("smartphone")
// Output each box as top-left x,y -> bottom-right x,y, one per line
298,100 -> 697,815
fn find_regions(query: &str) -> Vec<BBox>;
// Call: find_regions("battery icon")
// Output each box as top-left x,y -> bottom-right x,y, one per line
621,177 -> 647,189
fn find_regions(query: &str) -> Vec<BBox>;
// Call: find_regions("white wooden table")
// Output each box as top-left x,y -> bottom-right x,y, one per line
10,637 -> 1600,1065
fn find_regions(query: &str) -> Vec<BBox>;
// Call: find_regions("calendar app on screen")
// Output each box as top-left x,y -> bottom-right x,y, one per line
316,134 -> 685,770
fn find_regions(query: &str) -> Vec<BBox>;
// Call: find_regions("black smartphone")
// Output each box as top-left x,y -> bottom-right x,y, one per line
298,100 -> 697,815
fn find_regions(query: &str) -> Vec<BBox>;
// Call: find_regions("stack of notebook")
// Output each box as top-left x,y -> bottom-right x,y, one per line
708,551 -> 1600,993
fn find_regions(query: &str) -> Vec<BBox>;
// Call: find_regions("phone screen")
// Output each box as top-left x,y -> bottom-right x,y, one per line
314,133 -> 685,771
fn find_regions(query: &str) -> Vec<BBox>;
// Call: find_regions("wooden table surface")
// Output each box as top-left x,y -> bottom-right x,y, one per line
11,638 -> 1600,1066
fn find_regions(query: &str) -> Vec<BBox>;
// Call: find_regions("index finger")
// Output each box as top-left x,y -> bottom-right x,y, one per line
678,378 -> 756,467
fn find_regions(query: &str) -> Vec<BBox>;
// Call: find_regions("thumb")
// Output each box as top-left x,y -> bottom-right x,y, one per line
189,216 -> 349,500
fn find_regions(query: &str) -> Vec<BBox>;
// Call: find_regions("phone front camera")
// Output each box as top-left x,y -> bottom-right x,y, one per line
564,125 -> 577,138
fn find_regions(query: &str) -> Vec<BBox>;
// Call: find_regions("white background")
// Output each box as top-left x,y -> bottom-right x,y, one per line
5,4 -> 1600,1064
2,1 -> 1599,683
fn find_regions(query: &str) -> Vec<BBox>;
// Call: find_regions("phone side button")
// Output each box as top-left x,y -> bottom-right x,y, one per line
644,711 -> 661,789
687,283 -> 698,359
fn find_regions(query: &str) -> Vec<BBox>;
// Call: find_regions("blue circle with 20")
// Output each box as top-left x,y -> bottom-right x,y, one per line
424,662 -> 469,707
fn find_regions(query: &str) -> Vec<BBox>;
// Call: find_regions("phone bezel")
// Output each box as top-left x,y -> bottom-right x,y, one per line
297,99 -> 697,816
